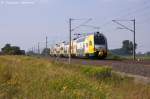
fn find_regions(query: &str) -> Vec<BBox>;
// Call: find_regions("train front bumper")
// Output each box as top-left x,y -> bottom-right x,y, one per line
95,49 -> 107,57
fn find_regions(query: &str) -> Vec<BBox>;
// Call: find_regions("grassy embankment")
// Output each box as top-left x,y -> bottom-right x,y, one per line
123,55 -> 150,60
107,51 -> 150,60
0,56 -> 150,99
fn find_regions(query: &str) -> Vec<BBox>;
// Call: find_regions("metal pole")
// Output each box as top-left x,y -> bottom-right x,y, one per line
112,19 -> 136,61
46,36 -> 48,56
32,47 -> 34,53
38,42 -> 40,54
68,18 -> 91,64
46,36 -> 48,49
133,19 -> 136,60
69,18 -> 72,64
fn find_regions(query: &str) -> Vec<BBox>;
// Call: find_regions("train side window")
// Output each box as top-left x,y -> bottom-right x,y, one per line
60,47 -> 63,50
86,43 -> 88,47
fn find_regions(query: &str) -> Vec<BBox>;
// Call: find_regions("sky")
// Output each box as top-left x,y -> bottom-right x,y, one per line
0,0 -> 150,53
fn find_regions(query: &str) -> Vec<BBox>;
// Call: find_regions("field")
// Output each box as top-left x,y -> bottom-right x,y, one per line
0,56 -> 150,99
122,55 -> 150,60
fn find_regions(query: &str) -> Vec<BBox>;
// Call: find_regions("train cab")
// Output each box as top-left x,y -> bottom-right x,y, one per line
94,32 -> 107,58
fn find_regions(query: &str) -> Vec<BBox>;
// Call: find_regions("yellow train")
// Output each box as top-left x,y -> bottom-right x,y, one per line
50,32 -> 108,59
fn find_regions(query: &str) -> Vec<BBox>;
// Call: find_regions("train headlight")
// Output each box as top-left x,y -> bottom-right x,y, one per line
98,49 -> 104,56
98,49 -> 107,56
99,51 -> 103,56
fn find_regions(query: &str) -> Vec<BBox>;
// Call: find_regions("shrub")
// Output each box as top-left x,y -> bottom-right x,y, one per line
107,52 -> 124,60
81,66 -> 112,79
1,44 -> 25,55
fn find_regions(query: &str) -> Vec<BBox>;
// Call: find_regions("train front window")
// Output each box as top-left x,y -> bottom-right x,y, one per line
94,35 -> 105,45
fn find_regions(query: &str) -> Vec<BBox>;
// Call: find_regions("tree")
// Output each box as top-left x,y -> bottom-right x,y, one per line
1,44 -> 12,55
1,44 -> 25,55
41,48 -> 50,55
146,52 -> 150,56
110,40 -> 137,56
122,40 -> 137,55
26,51 -> 35,56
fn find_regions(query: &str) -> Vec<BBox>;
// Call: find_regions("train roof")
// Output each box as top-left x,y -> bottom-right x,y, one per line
75,32 -> 105,38
51,32 -> 106,47
75,32 -> 106,41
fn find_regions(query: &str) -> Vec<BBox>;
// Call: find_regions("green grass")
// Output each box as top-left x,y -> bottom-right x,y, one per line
0,56 -> 150,99
106,52 -> 125,60
121,55 -> 150,60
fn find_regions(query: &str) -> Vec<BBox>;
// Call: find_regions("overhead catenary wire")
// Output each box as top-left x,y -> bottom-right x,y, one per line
100,1 -> 150,30
71,18 -> 92,31
28,1 -> 150,55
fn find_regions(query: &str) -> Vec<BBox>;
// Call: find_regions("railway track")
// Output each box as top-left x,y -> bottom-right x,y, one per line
48,57 -> 150,78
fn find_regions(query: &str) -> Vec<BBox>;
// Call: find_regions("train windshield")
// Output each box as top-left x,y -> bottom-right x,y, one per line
94,35 -> 106,45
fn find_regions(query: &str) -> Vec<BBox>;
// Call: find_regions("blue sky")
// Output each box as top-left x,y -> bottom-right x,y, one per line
0,0 -> 150,53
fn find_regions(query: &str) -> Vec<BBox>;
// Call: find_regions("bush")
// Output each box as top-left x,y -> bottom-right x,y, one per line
1,44 -> 25,55
107,52 -> 123,60
0,56 -> 108,99
81,66 -> 112,79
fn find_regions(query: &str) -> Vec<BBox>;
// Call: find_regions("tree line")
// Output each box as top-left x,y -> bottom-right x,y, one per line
0,41 -> 149,56
110,40 -> 137,55
0,44 -> 25,55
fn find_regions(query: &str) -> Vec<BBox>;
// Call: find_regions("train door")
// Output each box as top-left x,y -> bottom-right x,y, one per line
88,35 -> 94,54
72,41 -> 77,56
84,37 -> 89,54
